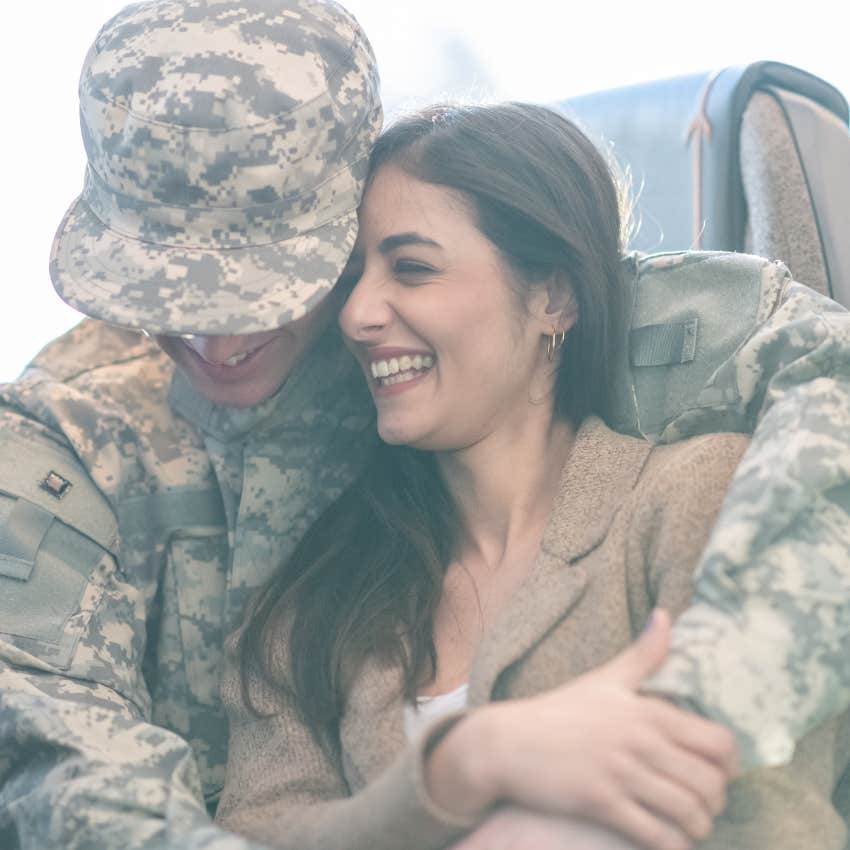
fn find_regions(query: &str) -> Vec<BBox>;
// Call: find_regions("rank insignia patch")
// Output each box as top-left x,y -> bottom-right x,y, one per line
40,471 -> 73,500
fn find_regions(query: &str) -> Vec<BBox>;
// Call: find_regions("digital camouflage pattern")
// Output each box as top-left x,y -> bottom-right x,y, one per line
637,252 -> 850,770
50,0 -> 382,336
3,1 -> 381,847
1,5 -> 849,838
1,248 -> 848,849
0,320 -> 376,850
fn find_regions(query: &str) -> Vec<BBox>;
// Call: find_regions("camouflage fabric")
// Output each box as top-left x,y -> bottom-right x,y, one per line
0,319 -> 375,849
1,1 -> 384,846
50,0 -> 382,336
635,252 -> 850,770
1,249 -> 847,849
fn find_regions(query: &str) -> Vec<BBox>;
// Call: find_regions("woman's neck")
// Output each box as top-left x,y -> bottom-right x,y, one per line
436,410 -> 577,567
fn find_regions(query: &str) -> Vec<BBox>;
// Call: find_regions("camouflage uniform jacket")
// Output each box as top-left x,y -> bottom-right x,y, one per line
0,320 -> 374,850
0,250 -> 848,849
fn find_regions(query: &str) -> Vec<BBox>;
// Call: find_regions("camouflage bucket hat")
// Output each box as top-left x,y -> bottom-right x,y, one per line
50,0 -> 382,335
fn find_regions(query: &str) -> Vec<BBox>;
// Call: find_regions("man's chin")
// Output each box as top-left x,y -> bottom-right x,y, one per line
188,374 -> 284,408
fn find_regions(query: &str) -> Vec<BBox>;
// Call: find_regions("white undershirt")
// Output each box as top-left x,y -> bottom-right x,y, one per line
403,682 -> 470,741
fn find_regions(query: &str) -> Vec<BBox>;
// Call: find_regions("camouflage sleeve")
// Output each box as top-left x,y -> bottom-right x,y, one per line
0,418 -> 267,849
643,280 -> 850,770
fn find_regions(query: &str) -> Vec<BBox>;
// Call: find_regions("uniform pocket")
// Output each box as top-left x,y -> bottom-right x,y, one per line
0,493 -> 114,669
0,432 -> 118,670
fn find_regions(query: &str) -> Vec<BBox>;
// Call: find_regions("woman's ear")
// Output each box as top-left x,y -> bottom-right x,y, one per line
542,270 -> 578,333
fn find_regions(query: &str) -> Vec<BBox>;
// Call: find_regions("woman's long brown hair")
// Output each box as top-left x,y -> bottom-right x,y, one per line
237,102 -> 626,753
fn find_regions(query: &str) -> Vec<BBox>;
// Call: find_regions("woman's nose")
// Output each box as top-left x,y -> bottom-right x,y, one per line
338,270 -> 393,342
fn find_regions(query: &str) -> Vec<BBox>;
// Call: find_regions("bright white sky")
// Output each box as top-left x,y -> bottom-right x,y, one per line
1,0 -> 847,381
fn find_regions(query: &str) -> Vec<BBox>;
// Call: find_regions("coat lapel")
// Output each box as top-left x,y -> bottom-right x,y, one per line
467,550 -> 588,705
340,419 -> 654,777
469,418 -> 652,704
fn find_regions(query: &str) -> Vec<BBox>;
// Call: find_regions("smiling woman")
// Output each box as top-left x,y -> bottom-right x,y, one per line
340,164 -> 576,450
213,102 -> 809,850
338,103 -> 622,452
215,100 -> 850,850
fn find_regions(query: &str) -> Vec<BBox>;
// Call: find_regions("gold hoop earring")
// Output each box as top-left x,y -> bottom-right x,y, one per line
546,329 -> 566,361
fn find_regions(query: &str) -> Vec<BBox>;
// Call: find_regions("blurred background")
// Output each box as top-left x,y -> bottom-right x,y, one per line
1,0 -> 847,381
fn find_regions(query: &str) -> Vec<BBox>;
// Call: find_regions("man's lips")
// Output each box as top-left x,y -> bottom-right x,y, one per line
180,337 -> 279,382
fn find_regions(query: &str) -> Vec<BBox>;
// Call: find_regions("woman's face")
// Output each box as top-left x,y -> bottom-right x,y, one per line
339,164 -> 560,451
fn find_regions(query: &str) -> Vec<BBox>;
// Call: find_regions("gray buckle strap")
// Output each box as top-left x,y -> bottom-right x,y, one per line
630,318 -> 699,367
0,498 -> 54,581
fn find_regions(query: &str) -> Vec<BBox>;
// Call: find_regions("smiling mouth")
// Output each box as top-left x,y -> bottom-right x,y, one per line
181,339 -> 272,369
370,354 -> 435,386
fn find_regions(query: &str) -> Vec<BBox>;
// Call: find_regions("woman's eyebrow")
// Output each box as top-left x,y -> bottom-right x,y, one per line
378,233 -> 442,253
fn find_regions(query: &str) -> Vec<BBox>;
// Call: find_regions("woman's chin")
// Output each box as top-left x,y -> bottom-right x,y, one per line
377,422 -> 455,454
377,425 -> 413,446
377,417 -> 428,448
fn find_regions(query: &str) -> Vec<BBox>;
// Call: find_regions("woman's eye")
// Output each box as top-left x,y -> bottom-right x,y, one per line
395,260 -> 434,278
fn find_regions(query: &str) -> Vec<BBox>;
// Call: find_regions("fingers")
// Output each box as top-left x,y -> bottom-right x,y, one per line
628,763 -> 714,841
598,609 -> 672,688
644,698 -> 739,777
633,734 -> 728,818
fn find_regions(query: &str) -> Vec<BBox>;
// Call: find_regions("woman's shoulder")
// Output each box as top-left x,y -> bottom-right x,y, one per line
560,418 -> 749,534
615,430 -> 751,591
625,429 -> 751,545
574,416 -> 750,493
641,430 -> 751,494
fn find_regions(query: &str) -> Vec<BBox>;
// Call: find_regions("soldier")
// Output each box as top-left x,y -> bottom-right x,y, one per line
0,4 -> 849,850
0,1 -> 382,848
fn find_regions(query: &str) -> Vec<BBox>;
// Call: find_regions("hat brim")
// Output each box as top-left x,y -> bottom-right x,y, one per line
49,197 -> 358,336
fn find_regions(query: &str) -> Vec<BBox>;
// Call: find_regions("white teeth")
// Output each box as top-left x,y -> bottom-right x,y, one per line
223,352 -> 249,366
369,354 -> 436,386
384,371 -> 420,386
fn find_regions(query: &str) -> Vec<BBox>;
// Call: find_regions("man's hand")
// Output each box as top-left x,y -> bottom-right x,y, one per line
427,611 -> 737,850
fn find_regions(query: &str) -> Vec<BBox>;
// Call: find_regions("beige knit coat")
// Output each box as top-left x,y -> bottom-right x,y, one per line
216,418 -> 849,850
